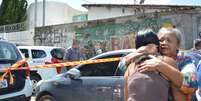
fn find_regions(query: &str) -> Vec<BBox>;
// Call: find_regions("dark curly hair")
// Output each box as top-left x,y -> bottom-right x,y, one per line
135,29 -> 160,49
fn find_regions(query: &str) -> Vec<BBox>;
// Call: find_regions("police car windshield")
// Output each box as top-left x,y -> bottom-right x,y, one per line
0,43 -> 17,60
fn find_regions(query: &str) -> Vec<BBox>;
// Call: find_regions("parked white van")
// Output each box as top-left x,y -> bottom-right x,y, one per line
17,46 -> 65,92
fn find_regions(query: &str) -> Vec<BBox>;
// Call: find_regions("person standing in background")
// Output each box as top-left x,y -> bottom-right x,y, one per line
184,39 -> 201,67
64,39 -> 86,62
192,39 -> 201,51
94,42 -> 103,55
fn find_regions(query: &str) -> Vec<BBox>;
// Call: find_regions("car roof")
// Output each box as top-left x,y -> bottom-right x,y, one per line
0,40 -> 15,44
17,46 -> 64,50
90,49 -> 136,59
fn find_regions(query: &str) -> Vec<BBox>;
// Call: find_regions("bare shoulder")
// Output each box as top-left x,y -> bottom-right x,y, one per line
162,56 -> 177,67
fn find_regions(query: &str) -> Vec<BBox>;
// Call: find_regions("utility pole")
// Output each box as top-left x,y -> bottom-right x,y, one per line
34,0 -> 38,27
3,25 -> 6,40
42,0 -> 46,26
134,0 -> 137,4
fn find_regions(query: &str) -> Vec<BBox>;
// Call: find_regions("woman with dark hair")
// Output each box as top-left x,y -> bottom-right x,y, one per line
124,29 -> 183,101
125,27 -> 198,101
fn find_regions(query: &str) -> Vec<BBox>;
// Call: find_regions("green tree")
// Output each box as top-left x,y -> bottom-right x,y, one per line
0,0 -> 28,25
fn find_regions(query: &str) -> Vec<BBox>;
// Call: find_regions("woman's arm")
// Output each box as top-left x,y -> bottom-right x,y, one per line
137,56 -> 185,100
158,56 -> 183,87
159,57 -> 186,101
171,85 -> 186,101
137,56 -> 183,87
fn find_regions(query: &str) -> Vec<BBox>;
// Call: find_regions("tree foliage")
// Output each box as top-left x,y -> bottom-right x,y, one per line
0,0 -> 28,25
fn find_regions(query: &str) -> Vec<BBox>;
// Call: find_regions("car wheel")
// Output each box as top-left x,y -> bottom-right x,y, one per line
38,95 -> 56,101
30,75 -> 41,94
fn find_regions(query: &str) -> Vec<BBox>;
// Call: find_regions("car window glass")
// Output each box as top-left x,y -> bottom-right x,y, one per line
79,61 -> 119,76
114,60 -> 128,76
31,50 -> 46,59
20,49 -> 29,58
0,43 -> 17,59
98,54 -> 123,59
79,54 -> 123,76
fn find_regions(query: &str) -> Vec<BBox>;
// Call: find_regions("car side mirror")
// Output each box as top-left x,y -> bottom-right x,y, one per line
64,68 -> 81,79
24,53 -> 29,58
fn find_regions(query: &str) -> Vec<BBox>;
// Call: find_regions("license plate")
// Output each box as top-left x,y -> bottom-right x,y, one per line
0,79 -> 8,88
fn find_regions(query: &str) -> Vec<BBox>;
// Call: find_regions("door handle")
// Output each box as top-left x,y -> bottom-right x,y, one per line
96,87 -> 112,92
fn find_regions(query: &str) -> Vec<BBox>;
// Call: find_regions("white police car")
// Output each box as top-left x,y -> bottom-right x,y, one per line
0,40 -> 32,100
18,46 -> 65,93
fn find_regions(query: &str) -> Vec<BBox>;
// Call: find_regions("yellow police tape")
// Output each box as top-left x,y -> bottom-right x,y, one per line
0,57 -> 121,84
0,59 -> 28,84
31,58 -> 120,68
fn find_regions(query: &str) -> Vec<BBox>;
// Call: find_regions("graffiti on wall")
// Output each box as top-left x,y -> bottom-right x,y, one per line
73,18 -> 173,58
34,26 -> 74,47
34,17 -> 173,59
76,18 -> 172,50
110,34 -> 135,50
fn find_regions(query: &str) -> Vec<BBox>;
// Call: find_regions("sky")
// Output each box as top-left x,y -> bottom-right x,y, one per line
0,0 -> 201,11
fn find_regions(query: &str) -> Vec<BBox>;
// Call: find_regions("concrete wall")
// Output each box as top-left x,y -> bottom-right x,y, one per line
34,25 -> 75,47
0,30 -> 34,45
34,12 -> 201,58
0,1 -> 86,45
88,7 -> 134,20
27,1 -> 86,28
87,6 -> 159,20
